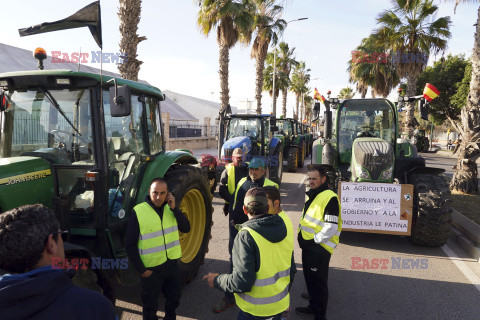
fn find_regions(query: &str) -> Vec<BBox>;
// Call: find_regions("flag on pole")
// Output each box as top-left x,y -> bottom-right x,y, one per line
314,88 -> 322,100
320,95 -> 326,104
423,83 -> 440,102
19,1 -> 102,48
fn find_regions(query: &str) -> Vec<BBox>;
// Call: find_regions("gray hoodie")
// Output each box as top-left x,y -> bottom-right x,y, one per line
214,213 -> 296,294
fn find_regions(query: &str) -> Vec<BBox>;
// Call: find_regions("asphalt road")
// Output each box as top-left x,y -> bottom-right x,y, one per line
115,151 -> 480,320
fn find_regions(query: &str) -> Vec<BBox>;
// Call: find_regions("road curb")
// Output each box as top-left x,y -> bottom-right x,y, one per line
450,209 -> 480,262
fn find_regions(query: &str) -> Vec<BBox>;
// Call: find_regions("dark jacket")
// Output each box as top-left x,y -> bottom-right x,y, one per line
298,183 -> 340,249
229,176 -> 266,225
219,164 -> 249,205
126,196 -> 190,274
0,266 -> 117,320
214,213 -> 296,294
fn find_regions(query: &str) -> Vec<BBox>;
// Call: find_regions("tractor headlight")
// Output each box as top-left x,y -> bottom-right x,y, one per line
380,166 -> 393,181
355,164 -> 370,180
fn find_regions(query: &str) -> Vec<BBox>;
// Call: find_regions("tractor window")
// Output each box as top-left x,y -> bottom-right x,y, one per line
226,118 -> 261,140
337,100 -> 395,164
0,89 -> 93,163
277,120 -> 292,135
147,97 -> 162,154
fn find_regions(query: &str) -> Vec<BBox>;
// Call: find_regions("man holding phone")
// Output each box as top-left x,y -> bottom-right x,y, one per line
126,178 -> 190,320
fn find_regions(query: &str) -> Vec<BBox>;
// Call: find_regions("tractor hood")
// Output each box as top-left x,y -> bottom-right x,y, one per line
221,136 -> 251,161
0,156 -> 54,211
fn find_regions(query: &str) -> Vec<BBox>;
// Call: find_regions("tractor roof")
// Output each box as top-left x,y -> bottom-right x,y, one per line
0,69 -> 164,99
229,113 -> 273,119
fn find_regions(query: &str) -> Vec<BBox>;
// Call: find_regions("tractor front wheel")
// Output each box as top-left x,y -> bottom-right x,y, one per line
287,147 -> 298,172
410,173 -> 452,246
164,165 -> 213,283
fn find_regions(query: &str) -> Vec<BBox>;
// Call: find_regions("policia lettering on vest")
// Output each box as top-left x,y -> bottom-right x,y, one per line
125,178 -> 191,320
296,165 -> 342,320
204,187 -> 295,320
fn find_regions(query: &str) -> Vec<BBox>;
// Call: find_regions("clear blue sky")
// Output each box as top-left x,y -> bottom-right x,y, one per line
2,0 -> 478,117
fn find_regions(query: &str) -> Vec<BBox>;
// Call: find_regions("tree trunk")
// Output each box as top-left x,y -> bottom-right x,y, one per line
403,74 -> 418,137
118,0 -> 146,81
255,50 -> 268,115
219,43 -> 230,114
450,6 -> 480,195
282,89 -> 288,118
272,89 -> 278,118
295,94 -> 299,120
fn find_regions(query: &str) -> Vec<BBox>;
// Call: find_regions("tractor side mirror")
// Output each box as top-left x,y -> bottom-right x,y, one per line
418,99 -> 429,120
271,125 -> 279,132
270,117 -> 276,127
109,85 -> 131,117
0,90 -> 5,111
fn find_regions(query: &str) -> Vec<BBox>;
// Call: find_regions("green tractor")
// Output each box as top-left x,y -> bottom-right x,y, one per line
300,122 -> 314,156
312,97 -> 452,246
274,118 -> 306,172
0,69 -> 213,300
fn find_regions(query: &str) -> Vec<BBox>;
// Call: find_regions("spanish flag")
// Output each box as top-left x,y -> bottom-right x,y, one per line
423,83 -> 440,102
314,88 -> 322,100
320,95 -> 326,104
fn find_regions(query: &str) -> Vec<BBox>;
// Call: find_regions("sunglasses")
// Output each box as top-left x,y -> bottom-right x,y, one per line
50,230 -> 69,242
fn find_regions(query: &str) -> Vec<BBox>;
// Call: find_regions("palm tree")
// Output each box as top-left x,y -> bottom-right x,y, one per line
290,62 -> 311,120
196,0 -> 253,113
373,0 -> 451,135
444,1 -> 480,194
118,0 -> 146,81
244,0 -> 286,114
303,93 -> 313,123
338,87 -> 355,99
276,42 -> 298,117
348,35 -> 399,99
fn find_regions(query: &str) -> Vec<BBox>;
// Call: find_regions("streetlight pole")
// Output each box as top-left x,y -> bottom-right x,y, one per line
271,17 -> 308,116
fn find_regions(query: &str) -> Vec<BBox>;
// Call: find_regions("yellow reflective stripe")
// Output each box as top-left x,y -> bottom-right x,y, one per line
227,164 -> 236,195
299,225 -> 315,234
325,240 -> 337,249
238,285 -> 289,305
165,239 -> 181,250
254,267 -> 290,287
139,245 -> 165,255
162,225 -> 178,235
304,214 -> 324,227
139,230 -> 163,241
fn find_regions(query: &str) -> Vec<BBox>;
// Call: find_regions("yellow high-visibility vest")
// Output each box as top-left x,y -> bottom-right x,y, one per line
234,225 -> 293,316
232,177 -> 278,209
136,202 -> 182,267
298,190 -> 342,254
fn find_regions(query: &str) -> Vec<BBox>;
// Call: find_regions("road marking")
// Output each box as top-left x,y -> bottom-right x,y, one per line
298,175 -> 307,188
441,245 -> 480,294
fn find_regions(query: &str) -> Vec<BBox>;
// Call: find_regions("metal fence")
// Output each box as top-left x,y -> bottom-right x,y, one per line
166,120 -> 219,138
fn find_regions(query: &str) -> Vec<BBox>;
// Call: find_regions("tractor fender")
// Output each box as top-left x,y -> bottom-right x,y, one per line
137,151 -> 198,201
405,166 -> 445,184
268,137 -> 282,168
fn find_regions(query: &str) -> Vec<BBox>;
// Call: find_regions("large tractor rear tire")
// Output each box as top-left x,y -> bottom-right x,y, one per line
298,141 -> 306,168
286,147 -> 298,172
410,173 -> 452,246
164,165 -> 213,283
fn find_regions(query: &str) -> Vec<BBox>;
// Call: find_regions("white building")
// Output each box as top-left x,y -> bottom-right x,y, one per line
164,90 -> 238,126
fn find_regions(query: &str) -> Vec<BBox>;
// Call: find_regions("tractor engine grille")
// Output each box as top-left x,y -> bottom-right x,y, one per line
353,139 -> 393,180
223,148 -> 234,162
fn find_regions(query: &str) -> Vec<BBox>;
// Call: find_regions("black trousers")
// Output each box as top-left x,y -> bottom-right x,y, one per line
224,224 -> 238,302
140,260 -> 181,320
302,245 -> 331,320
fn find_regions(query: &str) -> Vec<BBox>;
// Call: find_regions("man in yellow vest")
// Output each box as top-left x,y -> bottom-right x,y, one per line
296,165 -> 341,320
126,178 -> 190,320
213,156 -> 278,313
219,147 -> 249,216
204,187 -> 295,320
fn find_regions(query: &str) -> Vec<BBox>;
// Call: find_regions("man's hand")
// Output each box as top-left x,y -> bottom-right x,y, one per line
202,272 -> 219,288
166,192 -> 175,209
141,270 -> 153,278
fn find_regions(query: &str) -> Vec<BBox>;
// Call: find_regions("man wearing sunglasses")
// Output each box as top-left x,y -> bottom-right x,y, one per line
0,204 -> 117,320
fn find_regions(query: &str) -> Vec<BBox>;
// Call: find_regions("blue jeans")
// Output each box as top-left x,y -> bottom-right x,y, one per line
237,310 -> 283,320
